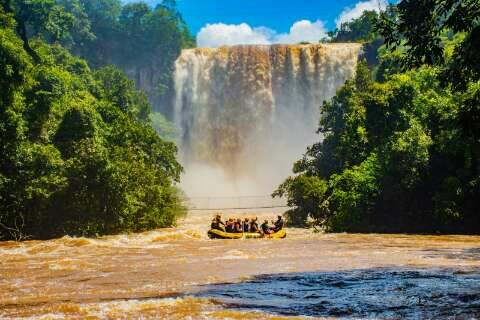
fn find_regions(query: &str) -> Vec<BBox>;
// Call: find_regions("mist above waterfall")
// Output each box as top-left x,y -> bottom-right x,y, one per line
174,44 -> 361,201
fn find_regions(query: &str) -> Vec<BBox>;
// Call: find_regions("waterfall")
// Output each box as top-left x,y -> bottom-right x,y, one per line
174,43 -> 362,199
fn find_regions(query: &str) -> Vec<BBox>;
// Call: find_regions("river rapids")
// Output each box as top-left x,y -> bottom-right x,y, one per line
1,210 -> 480,319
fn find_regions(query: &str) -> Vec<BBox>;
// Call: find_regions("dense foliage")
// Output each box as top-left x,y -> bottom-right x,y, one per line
328,10 -> 381,43
276,1 -> 480,234
0,7 -> 185,240
328,10 -> 390,67
2,0 -> 194,116
67,0 -> 194,115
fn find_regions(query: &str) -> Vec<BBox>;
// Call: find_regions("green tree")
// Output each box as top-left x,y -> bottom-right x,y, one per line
94,65 -> 151,122
276,61 -> 479,233
377,0 -> 479,88
0,14 -> 185,240
329,10 -> 380,43
278,1 -> 479,234
68,0 -> 194,115
378,0 -> 480,229
1,0 -> 77,61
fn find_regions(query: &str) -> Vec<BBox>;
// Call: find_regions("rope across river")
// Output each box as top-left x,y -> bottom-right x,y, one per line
188,205 -> 289,211
184,195 -> 288,211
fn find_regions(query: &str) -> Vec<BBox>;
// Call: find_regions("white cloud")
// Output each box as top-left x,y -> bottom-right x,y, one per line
196,20 -> 327,48
196,23 -> 270,48
273,20 -> 327,44
335,0 -> 387,28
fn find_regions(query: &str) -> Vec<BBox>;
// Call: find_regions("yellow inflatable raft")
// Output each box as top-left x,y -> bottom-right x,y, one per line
207,228 -> 286,239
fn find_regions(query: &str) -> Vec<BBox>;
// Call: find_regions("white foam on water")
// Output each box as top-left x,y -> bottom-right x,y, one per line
213,249 -> 254,260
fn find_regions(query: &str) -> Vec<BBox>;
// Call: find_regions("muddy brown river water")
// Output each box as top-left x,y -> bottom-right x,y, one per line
1,211 -> 480,319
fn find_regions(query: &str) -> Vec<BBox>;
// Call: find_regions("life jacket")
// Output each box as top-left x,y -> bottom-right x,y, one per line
212,219 -> 225,231
243,222 -> 249,232
234,222 -> 243,233
226,222 -> 235,233
261,223 -> 269,233
274,219 -> 284,231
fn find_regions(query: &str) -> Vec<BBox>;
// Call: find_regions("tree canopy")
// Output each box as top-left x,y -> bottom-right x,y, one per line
0,7 -> 185,240
328,10 -> 381,43
277,0 -> 480,234
68,0 -> 195,115
1,0 -> 194,117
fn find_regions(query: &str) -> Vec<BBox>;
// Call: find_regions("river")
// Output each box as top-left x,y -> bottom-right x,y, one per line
1,211 -> 480,319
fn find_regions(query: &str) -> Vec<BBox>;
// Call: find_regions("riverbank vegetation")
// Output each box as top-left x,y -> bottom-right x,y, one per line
276,1 -> 480,234
0,0 -> 188,240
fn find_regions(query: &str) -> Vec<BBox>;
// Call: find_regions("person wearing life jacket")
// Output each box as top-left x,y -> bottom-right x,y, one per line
273,215 -> 284,232
234,218 -> 243,233
250,217 -> 260,233
261,220 -> 272,234
243,218 -> 250,232
225,218 -> 235,233
211,214 -> 225,232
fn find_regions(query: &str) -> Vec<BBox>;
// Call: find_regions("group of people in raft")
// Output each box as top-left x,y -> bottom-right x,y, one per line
210,214 -> 284,234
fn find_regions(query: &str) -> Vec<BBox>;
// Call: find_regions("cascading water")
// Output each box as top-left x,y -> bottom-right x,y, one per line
174,43 -> 362,201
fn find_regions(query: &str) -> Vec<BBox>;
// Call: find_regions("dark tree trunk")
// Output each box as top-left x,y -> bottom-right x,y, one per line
16,19 -> 41,63
2,0 -> 41,63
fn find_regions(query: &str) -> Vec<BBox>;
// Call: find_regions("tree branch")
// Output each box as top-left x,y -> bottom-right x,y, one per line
16,18 -> 41,63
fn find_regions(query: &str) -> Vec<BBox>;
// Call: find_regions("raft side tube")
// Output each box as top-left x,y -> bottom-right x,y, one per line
207,228 -> 286,239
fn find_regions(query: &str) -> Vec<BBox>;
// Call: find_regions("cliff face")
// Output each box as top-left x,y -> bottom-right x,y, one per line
173,43 -> 362,196
124,62 -> 176,118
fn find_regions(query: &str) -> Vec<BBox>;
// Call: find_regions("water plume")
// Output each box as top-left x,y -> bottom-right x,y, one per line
174,44 -> 362,202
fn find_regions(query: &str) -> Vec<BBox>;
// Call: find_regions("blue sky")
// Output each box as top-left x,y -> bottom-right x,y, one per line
129,0 -> 391,47
177,0 -> 360,35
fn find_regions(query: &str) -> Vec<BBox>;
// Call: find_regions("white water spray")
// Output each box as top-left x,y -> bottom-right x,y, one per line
174,43 -> 361,200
